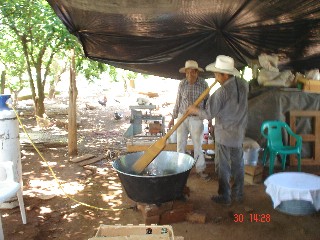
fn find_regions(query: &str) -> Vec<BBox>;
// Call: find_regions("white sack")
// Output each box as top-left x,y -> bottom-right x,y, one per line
263,70 -> 295,87
257,69 -> 280,85
258,53 -> 279,72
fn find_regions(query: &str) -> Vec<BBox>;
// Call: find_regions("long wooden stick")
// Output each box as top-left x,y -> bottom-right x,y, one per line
131,80 -> 218,174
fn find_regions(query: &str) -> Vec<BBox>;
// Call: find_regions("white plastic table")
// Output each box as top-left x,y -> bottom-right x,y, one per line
264,172 -> 320,211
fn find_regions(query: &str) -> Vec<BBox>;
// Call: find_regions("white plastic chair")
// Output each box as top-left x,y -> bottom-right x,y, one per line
0,161 -> 26,240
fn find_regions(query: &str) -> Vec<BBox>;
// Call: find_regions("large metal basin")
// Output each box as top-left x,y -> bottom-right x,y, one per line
112,151 -> 195,204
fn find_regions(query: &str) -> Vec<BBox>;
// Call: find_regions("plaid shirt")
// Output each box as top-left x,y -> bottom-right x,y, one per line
172,77 -> 209,119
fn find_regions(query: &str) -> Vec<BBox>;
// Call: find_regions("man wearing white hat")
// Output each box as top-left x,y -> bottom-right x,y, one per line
168,60 -> 210,180
188,55 -> 248,205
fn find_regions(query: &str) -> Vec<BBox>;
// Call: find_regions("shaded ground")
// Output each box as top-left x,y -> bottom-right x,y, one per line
2,90 -> 320,240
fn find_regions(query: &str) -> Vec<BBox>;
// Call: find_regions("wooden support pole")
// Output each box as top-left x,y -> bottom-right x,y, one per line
1,70 -> 5,94
68,49 -> 78,156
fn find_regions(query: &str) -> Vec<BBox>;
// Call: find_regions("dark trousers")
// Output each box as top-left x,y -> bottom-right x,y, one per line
215,143 -> 244,200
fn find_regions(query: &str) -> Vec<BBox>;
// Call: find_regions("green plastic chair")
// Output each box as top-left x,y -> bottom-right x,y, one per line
260,120 -> 302,175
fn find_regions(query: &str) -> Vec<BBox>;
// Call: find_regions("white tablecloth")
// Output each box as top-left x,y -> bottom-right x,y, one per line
264,172 -> 320,210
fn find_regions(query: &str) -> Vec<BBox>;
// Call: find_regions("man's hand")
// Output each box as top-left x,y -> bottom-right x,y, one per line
168,118 -> 174,129
187,106 -> 200,115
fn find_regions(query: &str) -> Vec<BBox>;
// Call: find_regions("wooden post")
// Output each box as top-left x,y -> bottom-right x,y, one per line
68,49 -> 78,156
1,70 -> 5,94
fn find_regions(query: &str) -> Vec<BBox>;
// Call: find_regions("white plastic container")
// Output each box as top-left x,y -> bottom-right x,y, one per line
0,95 -> 22,209
203,119 -> 209,134
202,120 -> 209,144
243,137 -> 261,166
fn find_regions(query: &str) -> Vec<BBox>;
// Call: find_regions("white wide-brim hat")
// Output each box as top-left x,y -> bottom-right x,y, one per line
206,55 -> 240,76
179,60 -> 204,73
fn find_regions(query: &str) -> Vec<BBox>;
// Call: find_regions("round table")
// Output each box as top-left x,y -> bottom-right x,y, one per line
264,172 -> 320,211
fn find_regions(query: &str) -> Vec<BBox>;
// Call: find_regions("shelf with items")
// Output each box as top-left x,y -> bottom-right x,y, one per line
124,105 -> 166,138
289,110 -> 320,166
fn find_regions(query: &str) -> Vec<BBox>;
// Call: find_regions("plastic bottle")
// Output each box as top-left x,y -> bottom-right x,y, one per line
203,120 -> 209,144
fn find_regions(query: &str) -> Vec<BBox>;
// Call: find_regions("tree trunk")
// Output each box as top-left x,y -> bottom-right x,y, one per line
29,76 -> 37,116
10,89 -> 22,107
34,95 -> 45,117
1,71 -> 5,94
49,69 -> 63,99
48,83 -> 55,99
35,67 -> 45,117
68,49 -> 78,157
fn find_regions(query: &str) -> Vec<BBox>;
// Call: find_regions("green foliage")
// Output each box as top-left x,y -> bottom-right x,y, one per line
127,71 -> 138,80
0,0 -> 77,85
107,65 -> 118,82
0,21 -> 27,93
0,34 -> 25,78
0,0 -> 152,108
76,57 -> 108,83
0,0 -> 81,115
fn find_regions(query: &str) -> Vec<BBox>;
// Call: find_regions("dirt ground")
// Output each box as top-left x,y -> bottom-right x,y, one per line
2,87 -> 320,240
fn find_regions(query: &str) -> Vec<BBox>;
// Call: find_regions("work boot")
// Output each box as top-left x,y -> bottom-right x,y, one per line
211,195 -> 231,205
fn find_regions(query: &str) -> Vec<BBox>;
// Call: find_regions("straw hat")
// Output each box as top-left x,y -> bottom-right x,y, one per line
179,60 -> 204,73
206,55 -> 240,76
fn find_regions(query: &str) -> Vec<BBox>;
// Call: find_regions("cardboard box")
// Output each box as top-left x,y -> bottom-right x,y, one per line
244,173 -> 263,184
245,165 -> 263,176
297,77 -> 320,93
90,224 -> 175,240
244,165 -> 264,184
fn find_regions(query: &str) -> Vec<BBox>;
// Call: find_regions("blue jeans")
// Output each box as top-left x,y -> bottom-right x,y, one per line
215,143 -> 244,200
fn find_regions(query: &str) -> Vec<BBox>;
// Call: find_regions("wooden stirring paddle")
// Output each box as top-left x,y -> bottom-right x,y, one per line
131,80 -> 218,174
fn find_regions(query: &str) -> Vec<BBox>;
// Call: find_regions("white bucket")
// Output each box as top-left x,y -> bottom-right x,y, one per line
243,137 -> 261,166
202,120 -> 209,144
0,95 -> 22,209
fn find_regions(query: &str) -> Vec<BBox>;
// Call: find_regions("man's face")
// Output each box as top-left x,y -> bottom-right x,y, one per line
185,68 -> 198,83
214,72 -> 222,81
214,72 -> 228,84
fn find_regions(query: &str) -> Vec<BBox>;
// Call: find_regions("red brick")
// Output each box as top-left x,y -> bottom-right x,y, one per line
159,208 -> 187,224
172,200 -> 193,212
137,201 -> 173,217
158,201 -> 173,213
137,203 -> 160,217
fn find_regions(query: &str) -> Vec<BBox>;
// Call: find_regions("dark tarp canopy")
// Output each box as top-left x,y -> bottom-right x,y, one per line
47,0 -> 320,79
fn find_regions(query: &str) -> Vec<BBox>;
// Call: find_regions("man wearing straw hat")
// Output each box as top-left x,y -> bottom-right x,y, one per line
168,60 -> 211,180
188,55 -> 248,205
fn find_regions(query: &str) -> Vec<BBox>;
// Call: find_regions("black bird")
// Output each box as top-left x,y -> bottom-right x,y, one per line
114,111 -> 123,120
